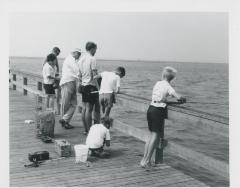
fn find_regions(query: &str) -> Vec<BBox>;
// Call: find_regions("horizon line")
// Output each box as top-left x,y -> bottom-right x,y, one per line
9,55 -> 228,64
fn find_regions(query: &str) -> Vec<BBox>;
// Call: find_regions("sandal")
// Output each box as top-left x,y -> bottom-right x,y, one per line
140,162 -> 152,170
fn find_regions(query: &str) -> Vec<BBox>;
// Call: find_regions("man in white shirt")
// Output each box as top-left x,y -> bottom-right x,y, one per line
59,48 -> 81,129
78,42 -> 100,134
94,67 -> 125,117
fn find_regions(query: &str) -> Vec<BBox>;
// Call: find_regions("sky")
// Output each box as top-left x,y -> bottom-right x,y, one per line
9,12 -> 228,63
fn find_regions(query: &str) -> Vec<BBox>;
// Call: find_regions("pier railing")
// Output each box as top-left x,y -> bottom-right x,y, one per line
9,68 -> 229,179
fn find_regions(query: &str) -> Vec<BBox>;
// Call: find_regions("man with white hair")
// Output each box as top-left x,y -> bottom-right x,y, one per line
59,48 -> 81,129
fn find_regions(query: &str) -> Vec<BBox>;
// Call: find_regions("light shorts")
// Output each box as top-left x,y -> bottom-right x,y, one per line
99,93 -> 114,108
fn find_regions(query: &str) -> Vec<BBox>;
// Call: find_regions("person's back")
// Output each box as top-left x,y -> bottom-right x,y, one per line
42,63 -> 56,85
78,42 -> 99,134
95,67 -> 125,117
78,52 -> 97,86
151,80 -> 176,107
99,71 -> 120,94
60,54 -> 80,86
86,123 -> 110,149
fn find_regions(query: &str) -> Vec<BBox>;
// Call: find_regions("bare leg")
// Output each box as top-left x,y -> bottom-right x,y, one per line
151,136 -> 160,164
49,95 -> 55,110
104,106 -> 112,117
140,136 -> 151,166
142,132 -> 160,165
81,102 -> 88,133
45,96 -> 50,109
56,88 -> 61,115
101,103 -> 105,114
93,101 -> 100,124
85,102 -> 94,132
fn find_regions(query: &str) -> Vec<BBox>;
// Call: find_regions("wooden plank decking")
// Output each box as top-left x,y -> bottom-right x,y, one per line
9,90 -> 206,187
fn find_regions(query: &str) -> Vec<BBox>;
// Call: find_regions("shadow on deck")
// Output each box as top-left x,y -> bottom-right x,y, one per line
9,90 -> 206,187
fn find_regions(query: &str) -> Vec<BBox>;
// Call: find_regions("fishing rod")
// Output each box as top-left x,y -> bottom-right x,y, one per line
184,101 -> 228,105
91,91 -> 227,105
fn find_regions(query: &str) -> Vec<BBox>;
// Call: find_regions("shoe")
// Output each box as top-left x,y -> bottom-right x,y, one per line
64,123 -> 74,129
59,119 -> 66,128
41,136 -> 53,143
99,151 -> 110,158
90,150 -> 99,157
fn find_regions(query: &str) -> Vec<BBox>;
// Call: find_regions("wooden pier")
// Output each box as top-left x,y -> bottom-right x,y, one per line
9,90 -> 207,187
9,68 -> 230,186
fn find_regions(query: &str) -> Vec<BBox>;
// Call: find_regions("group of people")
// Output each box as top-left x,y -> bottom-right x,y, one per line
42,42 -> 126,157
42,42 -> 186,165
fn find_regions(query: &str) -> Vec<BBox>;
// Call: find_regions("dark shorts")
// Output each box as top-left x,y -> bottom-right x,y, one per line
43,84 -> 55,95
147,105 -> 167,134
81,85 -> 99,104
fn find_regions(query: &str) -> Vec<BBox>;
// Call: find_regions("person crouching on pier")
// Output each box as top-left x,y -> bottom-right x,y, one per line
86,117 -> 113,158
94,67 -> 126,117
140,66 -> 186,168
42,54 -> 58,110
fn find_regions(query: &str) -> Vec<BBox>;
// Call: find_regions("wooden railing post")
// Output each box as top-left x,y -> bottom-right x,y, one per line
23,77 -> 27,95
12,74 -> 16,90
153,124 -> 165,164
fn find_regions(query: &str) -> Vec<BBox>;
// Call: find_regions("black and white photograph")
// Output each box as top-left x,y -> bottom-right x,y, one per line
3,0 -> 239,187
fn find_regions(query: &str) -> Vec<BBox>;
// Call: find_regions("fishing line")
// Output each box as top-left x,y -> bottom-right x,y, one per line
184,101 -> 228,105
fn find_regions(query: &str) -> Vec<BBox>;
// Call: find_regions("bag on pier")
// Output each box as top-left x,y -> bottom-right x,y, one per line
28,151 -> 49,162
54,139 -> 72,157
35,109 -> 55,138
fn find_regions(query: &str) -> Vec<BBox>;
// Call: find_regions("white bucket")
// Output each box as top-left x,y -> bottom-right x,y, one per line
74,144 -> 89,163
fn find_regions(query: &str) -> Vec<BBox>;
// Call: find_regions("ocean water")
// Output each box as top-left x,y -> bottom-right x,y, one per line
10,56 -> 229,118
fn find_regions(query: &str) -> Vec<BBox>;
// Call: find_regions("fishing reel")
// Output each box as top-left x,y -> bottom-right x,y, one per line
177,97 -> 187,104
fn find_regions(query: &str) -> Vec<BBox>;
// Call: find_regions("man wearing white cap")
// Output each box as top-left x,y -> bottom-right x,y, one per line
59,48 -> 81,129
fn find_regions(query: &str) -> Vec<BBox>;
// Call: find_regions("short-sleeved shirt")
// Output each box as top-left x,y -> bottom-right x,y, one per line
99,71 -> 120,94
60,54 -> 80,86
42,63 -> 56,84
150,80 -> 176,108
43,53 -> 59,73
78,52 -> 97,86
86,124 -> 111,149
